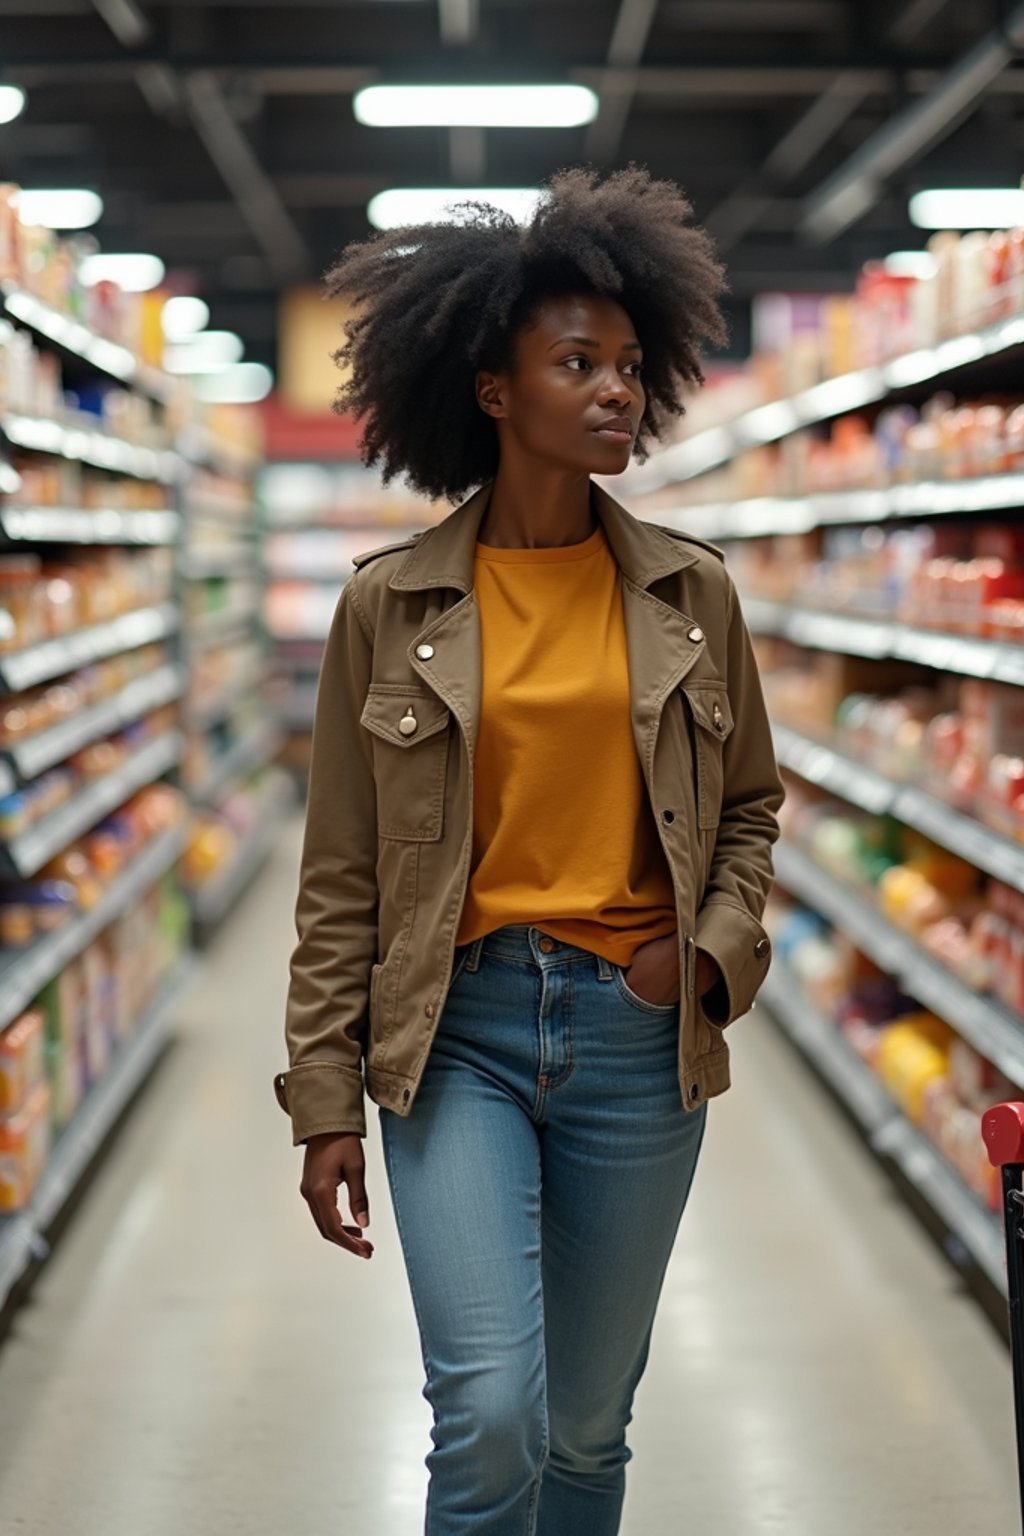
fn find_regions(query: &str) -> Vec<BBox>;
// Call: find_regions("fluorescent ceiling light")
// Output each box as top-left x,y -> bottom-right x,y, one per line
884,250 -> 938,279
354,83 -> 598,129
909,188 -> 1024,229
194,362 -> 273,403
368,186 -> 541,229
79,252 -> 166,291
0,86 -> 25,125
15,189 -> 103,230
162,295 -> 210,340
163,331 -> 244,374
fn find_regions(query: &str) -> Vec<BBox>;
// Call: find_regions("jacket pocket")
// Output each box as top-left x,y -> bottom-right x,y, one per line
360,683 -> 451,841
680,681 -> 734,831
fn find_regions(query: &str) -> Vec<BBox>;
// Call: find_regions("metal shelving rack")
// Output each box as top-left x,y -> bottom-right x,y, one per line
179,422 -> 291,945
0,279 -> 193,1312
627,293 -> 1024,1301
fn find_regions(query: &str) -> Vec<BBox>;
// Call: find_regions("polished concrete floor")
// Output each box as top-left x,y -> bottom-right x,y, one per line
0,814 -> 1019,1535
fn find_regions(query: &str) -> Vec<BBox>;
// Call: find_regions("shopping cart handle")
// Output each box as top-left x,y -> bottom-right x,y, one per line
982,1102 -> 1024,1168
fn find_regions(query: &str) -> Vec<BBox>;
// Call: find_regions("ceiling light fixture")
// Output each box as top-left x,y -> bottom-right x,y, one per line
0,86 -> 26,125
163,331 -> 244,374
909,188 -> 1024,229
15,189 -> 103,230
79,252 -> 166,292
368,186 -> 541,229
193,362 -> 273,404
354,84 -> 598,129
162,296 -> 211,340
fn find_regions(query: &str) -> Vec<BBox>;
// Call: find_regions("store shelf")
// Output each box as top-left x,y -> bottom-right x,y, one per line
0,954 -> 196,1313
1,412 -> 181,484
5,663 -> 184,782
189,720 -> 281,805
263,566 -> 348,584
746,597 -> 1024,687
190,658 -> 265,730
773,722 -> 1024,893
760,962 -> 1006,1293
0,602 -> 180,693
649,313 -> 1024,485
188,600 -> 261,650
0,822 -> 187,1032
0,506 -> 180,546
184,545 -> 258,580
191,772 -> 294,932
279,683 -> 318,731
1,283 -> 171,404
1,729 -> 184,879
656,472 -> 1024,541
179,425 -> 260,480
773,839 -> 1024,1087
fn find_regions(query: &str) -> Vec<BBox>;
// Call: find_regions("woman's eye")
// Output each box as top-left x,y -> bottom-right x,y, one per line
626,362 -> 644,377
563,356 -> 590,371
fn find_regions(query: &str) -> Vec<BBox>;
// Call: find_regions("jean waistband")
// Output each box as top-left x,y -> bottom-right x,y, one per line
457,924 -> 616,977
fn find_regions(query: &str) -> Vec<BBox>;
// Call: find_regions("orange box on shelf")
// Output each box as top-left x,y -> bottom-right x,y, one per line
0,1079 -> 51,1211
0,1009 -> 46,1116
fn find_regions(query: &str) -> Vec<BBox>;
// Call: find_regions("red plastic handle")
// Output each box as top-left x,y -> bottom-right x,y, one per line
982,1102 -> 1024,1168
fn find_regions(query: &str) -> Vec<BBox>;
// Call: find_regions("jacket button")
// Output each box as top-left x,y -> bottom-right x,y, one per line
398,707 -> 418,736
424,1002 -> 434,1017
755,937 -> 770,958
688,626 -> 704,643
415,643 -> 434,660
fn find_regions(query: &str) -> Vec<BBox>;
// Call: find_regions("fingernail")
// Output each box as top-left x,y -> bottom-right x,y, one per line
357,1214 -> 369,1227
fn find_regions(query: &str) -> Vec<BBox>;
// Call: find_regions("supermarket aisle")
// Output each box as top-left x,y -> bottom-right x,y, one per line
0,814 -> 1018,1536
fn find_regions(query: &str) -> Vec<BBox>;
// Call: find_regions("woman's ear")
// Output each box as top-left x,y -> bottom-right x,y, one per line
475,370 -> 507,420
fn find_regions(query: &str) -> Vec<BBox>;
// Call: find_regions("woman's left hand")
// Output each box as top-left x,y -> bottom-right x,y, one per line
624,934 -> 724,1009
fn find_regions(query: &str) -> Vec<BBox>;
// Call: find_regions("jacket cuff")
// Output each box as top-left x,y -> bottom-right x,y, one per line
273,1063 -> 367,1144
694,900 -> 772,1028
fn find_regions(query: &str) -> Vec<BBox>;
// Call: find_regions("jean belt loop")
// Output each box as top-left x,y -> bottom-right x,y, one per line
595,952 -> 614,981
466,936 -> 485,972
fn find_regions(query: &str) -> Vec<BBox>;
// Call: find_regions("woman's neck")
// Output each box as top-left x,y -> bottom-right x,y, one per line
476,458 -> 597,549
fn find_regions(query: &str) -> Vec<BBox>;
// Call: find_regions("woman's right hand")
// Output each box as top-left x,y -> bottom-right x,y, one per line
300,1132 -> 374,1259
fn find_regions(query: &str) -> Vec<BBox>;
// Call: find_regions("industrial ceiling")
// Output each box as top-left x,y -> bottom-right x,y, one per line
0,0 -> 1020,370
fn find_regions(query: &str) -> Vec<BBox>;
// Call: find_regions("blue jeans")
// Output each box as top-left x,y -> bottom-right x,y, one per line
380,923 -> 708,1536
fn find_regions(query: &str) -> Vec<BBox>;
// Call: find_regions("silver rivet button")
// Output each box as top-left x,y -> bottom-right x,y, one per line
398,708 -> 418,737
415,643 -> 434,660
688,626 -> 704,643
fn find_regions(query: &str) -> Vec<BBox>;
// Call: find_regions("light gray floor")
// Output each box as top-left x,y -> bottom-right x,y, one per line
0,813 -> 1018,1535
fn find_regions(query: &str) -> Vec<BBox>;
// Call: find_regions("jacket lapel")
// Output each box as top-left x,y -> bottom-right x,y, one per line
389,480 -> 711,769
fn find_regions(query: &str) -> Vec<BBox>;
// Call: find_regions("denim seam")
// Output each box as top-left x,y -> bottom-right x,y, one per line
381,1118 -> 442,1528
526,1131 -> 549,1536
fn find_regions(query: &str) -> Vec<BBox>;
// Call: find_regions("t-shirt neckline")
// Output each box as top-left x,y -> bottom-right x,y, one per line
474,523 -> 606,565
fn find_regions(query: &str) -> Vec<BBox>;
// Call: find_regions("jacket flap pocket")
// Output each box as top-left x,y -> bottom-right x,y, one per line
360,685 -> 451,748
682,683 -> 734,740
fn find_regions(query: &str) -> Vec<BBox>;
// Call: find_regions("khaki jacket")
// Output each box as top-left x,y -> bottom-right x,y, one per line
274,481 -> 785,1144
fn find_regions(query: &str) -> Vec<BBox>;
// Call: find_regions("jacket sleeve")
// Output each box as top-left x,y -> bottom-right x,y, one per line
695,572 -> 785,1028
273,577 -> 377,1143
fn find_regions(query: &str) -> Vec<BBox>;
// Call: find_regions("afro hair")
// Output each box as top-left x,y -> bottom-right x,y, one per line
324,164 -> 728,502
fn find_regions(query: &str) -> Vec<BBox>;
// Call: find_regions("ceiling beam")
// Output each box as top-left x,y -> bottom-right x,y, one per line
584,0 -> 660,163
180,71 -> 311,283
801,1 -> 1024,242
438,0 -> 478,44
89,0 -> 150,46
887,0 -> 952,45
661,0 -> 849,26
706,71 -> 875,251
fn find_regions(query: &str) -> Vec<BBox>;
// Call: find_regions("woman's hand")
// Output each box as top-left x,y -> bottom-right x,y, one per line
624,934 -> 724,1008
300,1132 -> 374,1259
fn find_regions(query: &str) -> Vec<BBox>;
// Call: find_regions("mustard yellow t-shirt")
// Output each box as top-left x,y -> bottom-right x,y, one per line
455,522 -> 677,968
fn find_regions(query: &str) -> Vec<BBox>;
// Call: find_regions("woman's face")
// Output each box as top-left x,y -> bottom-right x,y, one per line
476,292 -> 645,475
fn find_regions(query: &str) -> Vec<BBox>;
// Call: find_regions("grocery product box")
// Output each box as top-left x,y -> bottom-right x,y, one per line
0,1079 -> 51,1210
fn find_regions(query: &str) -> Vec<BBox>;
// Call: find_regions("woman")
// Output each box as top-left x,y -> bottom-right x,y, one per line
274,165 -> 785,1534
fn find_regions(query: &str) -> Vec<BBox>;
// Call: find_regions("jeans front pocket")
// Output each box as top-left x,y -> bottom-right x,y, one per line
612,965 -> 678,1015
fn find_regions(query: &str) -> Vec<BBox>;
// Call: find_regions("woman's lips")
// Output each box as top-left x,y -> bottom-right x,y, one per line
592,426 -> 633,442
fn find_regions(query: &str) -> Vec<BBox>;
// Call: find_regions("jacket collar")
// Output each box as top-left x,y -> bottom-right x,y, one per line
388,479 -> 699,595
